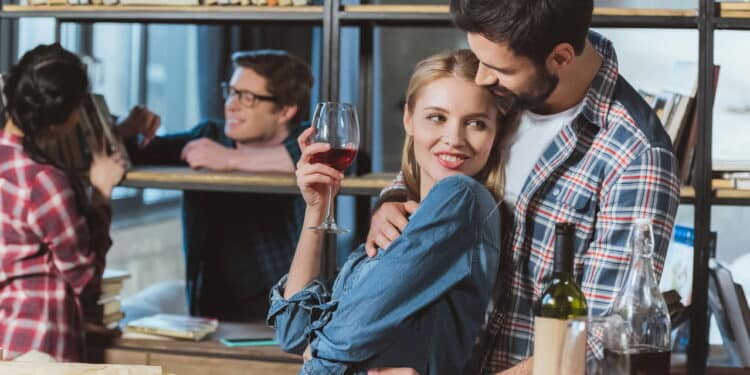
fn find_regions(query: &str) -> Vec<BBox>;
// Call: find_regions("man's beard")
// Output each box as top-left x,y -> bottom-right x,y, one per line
489,68 -> 559,113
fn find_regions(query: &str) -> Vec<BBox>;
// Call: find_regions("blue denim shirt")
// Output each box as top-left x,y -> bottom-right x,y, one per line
267,175 -> 502,375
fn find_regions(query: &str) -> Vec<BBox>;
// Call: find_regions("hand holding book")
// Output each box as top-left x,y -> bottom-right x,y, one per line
115,105 -> 162,148
89,144 -> 126,201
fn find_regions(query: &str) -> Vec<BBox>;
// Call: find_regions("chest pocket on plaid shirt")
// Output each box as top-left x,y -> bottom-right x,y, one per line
539,183 -> 597,225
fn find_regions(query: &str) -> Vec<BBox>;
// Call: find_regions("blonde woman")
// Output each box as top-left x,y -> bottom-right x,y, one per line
268,49 -> 510,374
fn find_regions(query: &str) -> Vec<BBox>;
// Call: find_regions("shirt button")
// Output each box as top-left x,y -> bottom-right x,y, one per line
553,188 -> 561,196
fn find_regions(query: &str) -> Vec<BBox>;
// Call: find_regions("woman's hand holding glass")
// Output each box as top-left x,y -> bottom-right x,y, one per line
296,127 -> 344,219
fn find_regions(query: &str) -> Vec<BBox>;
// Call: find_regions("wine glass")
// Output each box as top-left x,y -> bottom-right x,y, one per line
586,315 -> 631,375
308,102 -> 360,233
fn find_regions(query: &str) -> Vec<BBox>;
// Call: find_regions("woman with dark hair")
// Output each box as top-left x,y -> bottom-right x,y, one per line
0,43 -> 125,361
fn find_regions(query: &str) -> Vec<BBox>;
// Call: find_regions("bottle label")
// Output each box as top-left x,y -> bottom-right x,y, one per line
532,317 -> 586,375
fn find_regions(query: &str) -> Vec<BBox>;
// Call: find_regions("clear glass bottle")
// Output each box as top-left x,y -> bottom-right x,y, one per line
610,218 -> 671,374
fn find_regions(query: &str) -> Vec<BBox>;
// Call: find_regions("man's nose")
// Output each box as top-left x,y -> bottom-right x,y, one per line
475,64 -> 496,87
225,94 -> 240,111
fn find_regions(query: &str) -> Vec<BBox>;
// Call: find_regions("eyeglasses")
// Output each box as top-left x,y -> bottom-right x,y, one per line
221,82 -> 277,107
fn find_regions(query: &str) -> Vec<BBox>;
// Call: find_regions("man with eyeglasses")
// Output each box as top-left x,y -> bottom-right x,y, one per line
117,50 -> 314,322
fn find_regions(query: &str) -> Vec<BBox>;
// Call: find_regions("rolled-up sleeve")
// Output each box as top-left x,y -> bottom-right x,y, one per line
267,275 -> 334,355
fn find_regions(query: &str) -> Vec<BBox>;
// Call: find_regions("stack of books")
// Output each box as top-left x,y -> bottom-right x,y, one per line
125,314 -> 219,341
638,62 -> 721,186
85,269 -> 130,329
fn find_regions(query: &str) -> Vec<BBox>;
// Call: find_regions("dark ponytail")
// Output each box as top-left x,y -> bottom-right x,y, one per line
3,43 -> 91,216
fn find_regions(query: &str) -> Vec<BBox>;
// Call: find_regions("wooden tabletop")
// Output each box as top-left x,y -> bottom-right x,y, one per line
108,321 -> 300,363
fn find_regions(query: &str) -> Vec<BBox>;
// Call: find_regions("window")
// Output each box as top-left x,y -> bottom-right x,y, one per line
89,23 -> 202,207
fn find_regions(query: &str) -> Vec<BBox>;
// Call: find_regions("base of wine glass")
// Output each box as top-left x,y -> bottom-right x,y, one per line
308,223 -> 349,234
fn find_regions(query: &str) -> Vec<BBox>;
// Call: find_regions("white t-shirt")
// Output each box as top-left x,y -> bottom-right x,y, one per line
504,102 -> 584,207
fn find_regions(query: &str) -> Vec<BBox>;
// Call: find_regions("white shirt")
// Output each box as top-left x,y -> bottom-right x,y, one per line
504,102 -> 584,207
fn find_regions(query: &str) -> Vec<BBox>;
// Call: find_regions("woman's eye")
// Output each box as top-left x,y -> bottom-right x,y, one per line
467,120 -> 487,129
427,114 -> 446,123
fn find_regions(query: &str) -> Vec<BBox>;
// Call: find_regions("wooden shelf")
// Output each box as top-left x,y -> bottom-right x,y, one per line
339,5 -> 697,28
715,188 -> 750,199
718,2 -> 750,19
342,4 -> 448,14
0,4 -> 324,21
120,166 -> 394,196
339,4 -> 451,24
681,186 -> 696,200
716,2 -> 750,29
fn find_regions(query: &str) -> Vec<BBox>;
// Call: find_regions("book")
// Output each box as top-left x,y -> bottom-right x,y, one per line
735,283 -> 750,339
708,259 -> 750,367
122,330 -> 177,341
103,268 -> 132,284
126,314 -> 219,341
85,297 -> 121,317
678,65 -> 721,184
31,94 -> 129,173
83,94 -> 132,169
660,225 -> 695,305
102,311 -> 125,326
665,94 -> 694,146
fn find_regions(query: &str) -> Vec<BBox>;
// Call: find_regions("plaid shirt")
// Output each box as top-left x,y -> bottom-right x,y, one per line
380,32 -> 680,373
0,129 -> 111,362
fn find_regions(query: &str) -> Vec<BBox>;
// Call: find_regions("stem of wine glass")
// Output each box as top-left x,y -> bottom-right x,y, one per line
324,183 -> 335,227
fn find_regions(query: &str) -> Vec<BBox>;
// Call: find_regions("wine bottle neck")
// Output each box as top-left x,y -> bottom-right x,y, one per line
553,234 -> 575,276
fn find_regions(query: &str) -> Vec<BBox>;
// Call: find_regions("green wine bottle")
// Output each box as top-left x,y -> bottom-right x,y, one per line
533,222 -> 588,375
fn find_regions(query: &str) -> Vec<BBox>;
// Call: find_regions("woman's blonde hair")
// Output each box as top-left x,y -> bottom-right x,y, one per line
400,49 -> 511,202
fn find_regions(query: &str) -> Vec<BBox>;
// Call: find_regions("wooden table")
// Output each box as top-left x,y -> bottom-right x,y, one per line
89,322 -> 301,375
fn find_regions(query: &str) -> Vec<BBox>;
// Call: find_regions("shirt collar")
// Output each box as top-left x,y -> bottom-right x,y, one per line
578,30 -> 620,130
0,128 -> 23,150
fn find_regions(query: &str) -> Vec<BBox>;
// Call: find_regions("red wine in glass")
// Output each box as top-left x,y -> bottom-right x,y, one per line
308,102 -> 360,234
310,147 -> 358,172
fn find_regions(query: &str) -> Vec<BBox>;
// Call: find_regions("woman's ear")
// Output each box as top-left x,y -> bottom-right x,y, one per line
403,103 -> 414,136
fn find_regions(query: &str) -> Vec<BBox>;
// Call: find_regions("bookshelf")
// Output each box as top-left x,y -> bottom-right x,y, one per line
0,4 -> 324,21
338,4 -> 699,28
0,1 -> 745,374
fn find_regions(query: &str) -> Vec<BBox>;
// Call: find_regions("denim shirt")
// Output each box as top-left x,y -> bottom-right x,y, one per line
267,175 -> 502,375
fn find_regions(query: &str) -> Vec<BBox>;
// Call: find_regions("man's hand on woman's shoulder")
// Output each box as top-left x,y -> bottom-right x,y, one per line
365,200 -> 419,257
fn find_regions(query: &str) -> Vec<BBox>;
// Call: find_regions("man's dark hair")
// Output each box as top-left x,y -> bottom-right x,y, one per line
232,50 -> 314,127
451,0 -> 594,65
